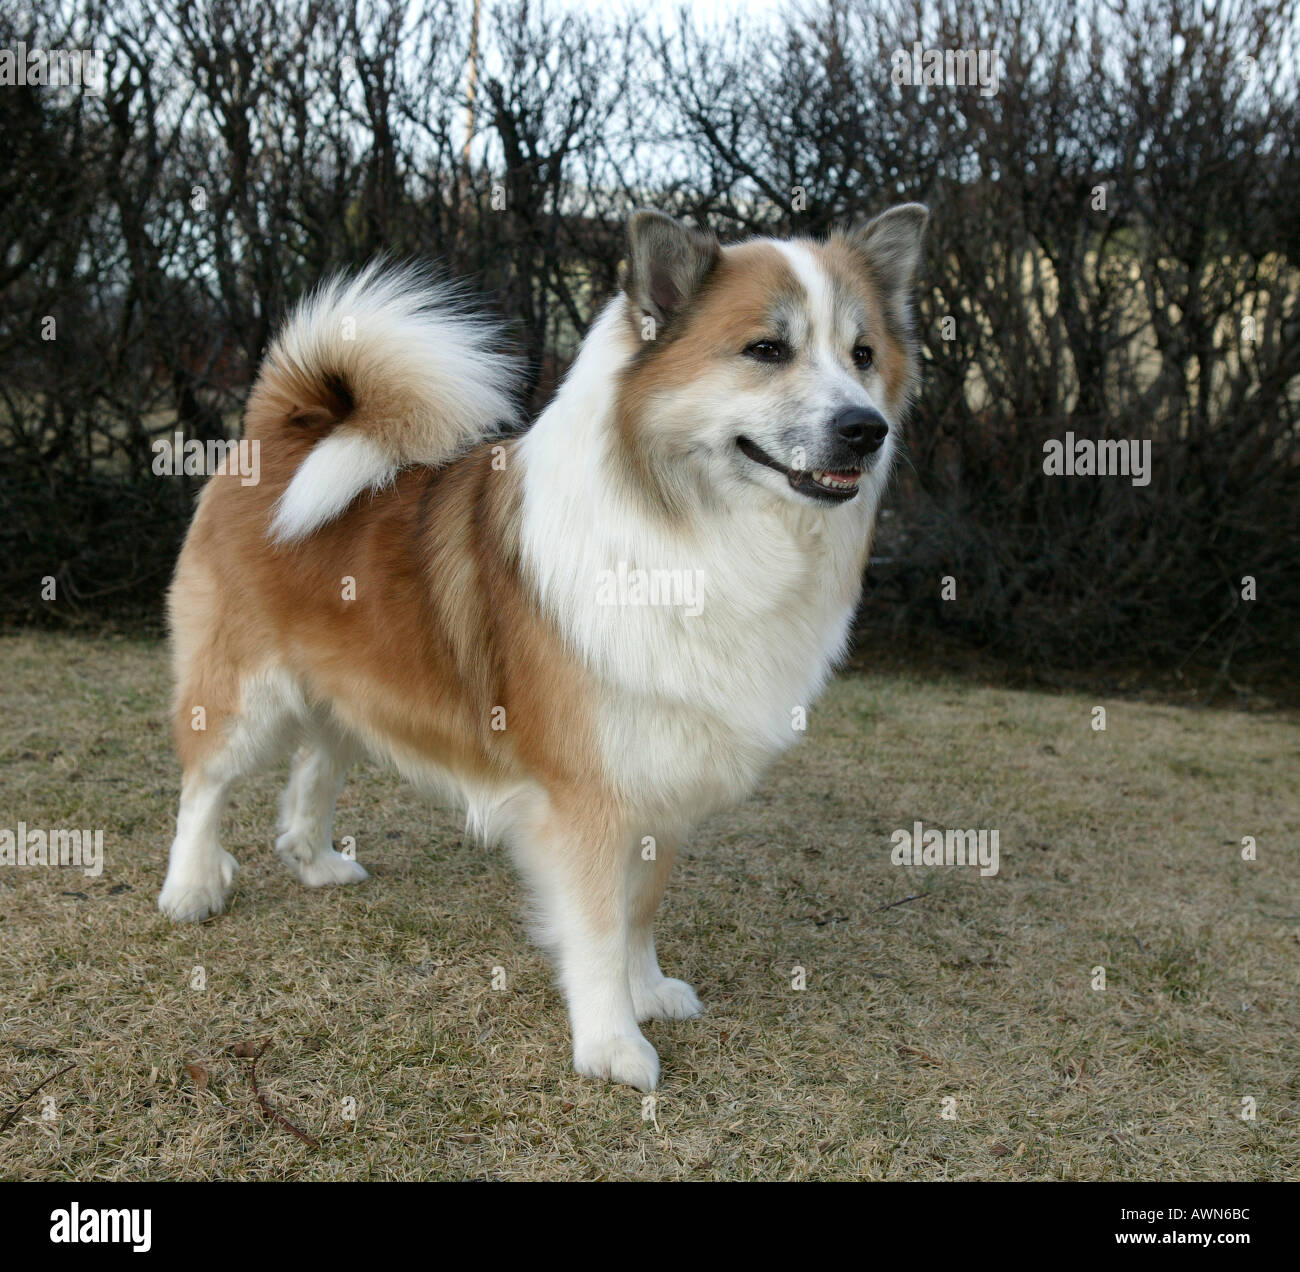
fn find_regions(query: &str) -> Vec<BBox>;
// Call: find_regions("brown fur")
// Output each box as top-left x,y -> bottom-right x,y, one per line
614,242 -> 804,517
611,237 -> 914,518
814,235 -> 915,405
169,434 -> 600,798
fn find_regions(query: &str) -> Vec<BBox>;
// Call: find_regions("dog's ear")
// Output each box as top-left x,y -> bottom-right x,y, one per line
846,203 -> 928,300
623,210 -> 721,333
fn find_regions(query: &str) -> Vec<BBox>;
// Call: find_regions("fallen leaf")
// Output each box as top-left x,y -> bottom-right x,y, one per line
897,1044 -> 944,1067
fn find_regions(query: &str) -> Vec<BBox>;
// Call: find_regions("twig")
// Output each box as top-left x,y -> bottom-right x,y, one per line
244,1040 -> 320,1149
0,1063 -> 76,1134
876,892 -> 930,912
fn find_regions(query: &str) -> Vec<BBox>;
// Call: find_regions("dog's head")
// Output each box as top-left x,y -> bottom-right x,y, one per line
616,204 -> 927,513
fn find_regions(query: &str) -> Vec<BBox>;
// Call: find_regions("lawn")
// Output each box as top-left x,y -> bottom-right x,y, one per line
0,632 -> 1296,1180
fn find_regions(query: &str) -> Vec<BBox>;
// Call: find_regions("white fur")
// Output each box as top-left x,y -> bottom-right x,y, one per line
775,240 -> 896,466
159,667 -> 308,920
267,262 -> 518,542
269,430 -> 394,542
518,296 -> 885,824
507,261 -> 901,1083
276,730 -> 368,887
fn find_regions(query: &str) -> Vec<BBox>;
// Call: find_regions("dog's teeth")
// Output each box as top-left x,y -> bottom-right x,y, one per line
810,469 -> 860,490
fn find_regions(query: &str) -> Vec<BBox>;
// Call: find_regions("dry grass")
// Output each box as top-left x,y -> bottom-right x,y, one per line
1,631 -> 1296,1181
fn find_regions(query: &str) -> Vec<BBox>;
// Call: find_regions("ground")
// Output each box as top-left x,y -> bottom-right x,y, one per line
0,632 -> 1296,1181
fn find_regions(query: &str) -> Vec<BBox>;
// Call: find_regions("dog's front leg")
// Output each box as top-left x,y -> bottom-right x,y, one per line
513,799 -> 659,1091
629,834 -> 703,1023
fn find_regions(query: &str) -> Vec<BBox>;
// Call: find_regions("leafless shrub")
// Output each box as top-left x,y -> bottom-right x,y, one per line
1,0 -> 1295,684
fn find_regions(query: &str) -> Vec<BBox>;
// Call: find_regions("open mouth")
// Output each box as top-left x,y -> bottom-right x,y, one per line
736,437 -> 861,503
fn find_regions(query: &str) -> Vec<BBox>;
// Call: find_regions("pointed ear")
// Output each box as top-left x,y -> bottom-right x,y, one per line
623,210 -> 721,332
847,203 -> 929,299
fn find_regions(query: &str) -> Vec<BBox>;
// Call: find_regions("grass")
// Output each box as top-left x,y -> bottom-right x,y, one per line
0,631 -> 1296,1181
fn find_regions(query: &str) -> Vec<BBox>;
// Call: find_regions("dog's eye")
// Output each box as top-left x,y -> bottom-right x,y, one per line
852,345 -> 874,370
744,339 -> 790,364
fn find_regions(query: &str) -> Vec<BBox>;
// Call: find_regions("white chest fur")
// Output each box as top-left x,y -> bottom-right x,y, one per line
517,311 -> 880,824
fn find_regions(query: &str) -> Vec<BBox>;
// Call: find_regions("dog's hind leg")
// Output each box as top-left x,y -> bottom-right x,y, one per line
158,668 -> 302,922
628,835 -> 703,1023
275,725 -> 368,888
511,794 -> 660,1091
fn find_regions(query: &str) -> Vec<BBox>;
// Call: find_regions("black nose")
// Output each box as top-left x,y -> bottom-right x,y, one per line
832,407 -> 889,456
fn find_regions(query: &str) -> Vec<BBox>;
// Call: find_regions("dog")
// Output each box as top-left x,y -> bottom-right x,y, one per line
158,204 -> 928,1090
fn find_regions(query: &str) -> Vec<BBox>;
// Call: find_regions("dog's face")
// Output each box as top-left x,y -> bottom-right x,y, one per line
617,205 -> 927,513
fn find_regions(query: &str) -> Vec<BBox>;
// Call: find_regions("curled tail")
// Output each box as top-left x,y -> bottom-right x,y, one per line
247,262 -> 519,543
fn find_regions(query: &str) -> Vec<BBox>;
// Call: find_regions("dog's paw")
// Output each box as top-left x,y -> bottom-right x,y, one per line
299,850 -> 369,888
573,1032 -> 661,1091
157,850 -> 238,922
276,833 -> 369,888
633,976 -> 704,1023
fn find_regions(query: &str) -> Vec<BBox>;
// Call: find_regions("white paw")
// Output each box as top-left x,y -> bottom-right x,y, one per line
157,850 -> 239,922
573,1032 -> 661,1091
277,833 -> 369,888
633,976 -> 703,1023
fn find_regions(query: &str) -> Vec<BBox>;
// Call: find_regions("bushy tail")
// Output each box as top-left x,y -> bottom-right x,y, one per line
246,261 -> 519,543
